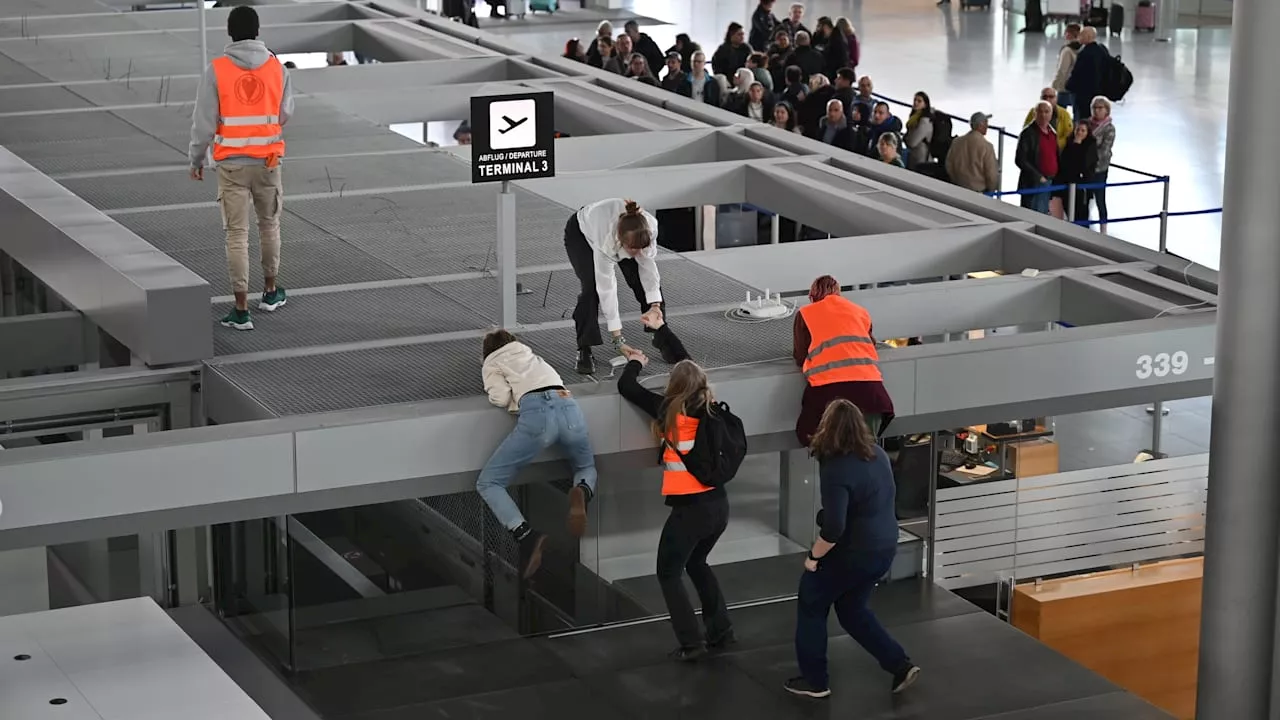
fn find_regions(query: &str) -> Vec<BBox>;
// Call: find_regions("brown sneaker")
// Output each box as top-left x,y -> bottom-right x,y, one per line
568,485 -> 588,537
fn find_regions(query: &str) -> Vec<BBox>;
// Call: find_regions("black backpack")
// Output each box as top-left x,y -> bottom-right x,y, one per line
1101,54 -> 1134,102
928,111 -> 954,163
665,402 -> 748,488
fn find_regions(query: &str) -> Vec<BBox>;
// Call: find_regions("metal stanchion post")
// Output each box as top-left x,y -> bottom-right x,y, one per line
770,214 -> 780,244
197,0 -> 207,72
497,181 -> 517,328
1067,183 -> 1076,222
996,131 -> 1006,187
925,432 -> 939,578
1150,400 -> 1164,455
1159,176 -> 1171,253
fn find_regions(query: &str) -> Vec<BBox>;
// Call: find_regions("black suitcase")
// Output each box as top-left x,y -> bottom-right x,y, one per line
1108,2 -> 1125,35
1086,0 -> 1109,27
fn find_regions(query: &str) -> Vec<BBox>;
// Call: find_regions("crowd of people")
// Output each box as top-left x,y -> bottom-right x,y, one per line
559,5 -> 1119,227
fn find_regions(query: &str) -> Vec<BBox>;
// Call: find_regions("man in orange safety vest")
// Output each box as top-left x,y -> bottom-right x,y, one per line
189,5 -> 295,332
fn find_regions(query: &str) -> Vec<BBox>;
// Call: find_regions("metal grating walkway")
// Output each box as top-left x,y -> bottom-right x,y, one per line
209,310 -> 795,416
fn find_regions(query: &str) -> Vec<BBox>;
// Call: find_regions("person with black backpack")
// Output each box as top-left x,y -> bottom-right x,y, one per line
784,399 -> 921,699
618,312 -> 745,662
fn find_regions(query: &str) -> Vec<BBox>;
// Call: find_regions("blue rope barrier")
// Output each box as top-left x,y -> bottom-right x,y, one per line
1166,208 -> 1223,218
1073,212 -> 1164,227
987,176 -> 1170,198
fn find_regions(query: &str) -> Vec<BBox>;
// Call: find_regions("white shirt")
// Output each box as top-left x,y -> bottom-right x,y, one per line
575,198 -> 662,333
482,341 -> 565,413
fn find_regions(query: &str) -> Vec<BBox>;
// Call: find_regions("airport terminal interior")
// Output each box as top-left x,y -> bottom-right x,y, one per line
0,0 -> 1255,718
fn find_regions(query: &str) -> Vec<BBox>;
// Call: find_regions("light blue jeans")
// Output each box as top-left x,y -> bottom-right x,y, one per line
476,390 -> 598,531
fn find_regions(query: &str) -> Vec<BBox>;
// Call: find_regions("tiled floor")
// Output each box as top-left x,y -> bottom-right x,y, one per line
287,579 -> 1172,719
462,0 -> 1227,269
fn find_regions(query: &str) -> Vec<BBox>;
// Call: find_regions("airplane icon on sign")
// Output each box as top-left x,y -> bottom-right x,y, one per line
498,115 -> 528,134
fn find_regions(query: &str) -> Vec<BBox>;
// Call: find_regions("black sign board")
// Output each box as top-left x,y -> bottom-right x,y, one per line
469,91 -> 556,184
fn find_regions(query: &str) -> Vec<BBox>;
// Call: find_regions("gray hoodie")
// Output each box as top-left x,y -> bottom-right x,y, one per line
189,40 -> 295,169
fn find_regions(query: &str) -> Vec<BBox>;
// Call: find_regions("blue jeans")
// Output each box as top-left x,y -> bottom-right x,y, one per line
1092,169 -> 1109,223
1021,179 -> 1051,214
795,549 -> 909,689
476,390 -> 598,530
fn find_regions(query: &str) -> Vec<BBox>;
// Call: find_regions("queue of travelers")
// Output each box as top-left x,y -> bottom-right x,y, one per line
562,8 -> 1120,227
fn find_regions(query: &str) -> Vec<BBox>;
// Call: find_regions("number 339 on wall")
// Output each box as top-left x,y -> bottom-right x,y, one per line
1136,351 -> 1189,379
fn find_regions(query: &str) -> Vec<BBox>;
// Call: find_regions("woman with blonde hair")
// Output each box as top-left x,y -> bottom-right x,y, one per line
618,314 -> 734,662
785,399 -> 919,699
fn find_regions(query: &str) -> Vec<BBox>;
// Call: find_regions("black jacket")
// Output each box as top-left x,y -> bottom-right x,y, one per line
1016,123 -> 1057,190
1055,135 -> 1098,214
749,5 -> 779,51
633,33 -> 665,76
1066,42 -> 1109,101
616,328 -> 724,507
823,30 -> 850,78
779,18 -> 810,39
676,72 -> 723,107
784,46 -> 824,83
808,117 -> 856,151
661,69 -> 687,94
726,92 -> 775,122
800,84 -> 835,136
711,42 -> 752,78
767,44 -> 793,89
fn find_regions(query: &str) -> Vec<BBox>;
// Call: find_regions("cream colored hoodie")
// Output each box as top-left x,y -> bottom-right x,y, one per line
482,341 -> 565,413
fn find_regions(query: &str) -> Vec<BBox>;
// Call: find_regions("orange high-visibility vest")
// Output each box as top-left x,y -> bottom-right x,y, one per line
211,55 -> 285,162
661,414 -> 713,496
798,295 -> 883,387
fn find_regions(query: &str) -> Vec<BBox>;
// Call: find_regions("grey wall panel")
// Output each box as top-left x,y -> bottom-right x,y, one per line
0,433 -> 294,531
1001,227 -> 1112,274
850,275 -> 1061,339
0,312 -> 90,373
517,163 -> 747,211
0,151 -> 212,365
913,316 -> 1216,413
684,226 -> 1005,291
748,164 -> 938,235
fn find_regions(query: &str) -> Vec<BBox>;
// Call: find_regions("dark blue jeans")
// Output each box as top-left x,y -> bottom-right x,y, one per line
795,549 -> 909,689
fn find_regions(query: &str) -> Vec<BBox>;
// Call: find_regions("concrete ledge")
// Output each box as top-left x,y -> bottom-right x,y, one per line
0,147 -> 211,365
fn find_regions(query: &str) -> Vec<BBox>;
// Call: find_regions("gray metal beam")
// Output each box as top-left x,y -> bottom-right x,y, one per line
0,312 -> 94,373
0,365 -> 197,424
0,313 -> 1215,549
0,149 -> 212,366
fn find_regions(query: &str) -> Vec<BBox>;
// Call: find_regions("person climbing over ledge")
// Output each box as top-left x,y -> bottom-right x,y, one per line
563,198 -> 684,374
189,5 -> 295,331
477,329 -> 599,580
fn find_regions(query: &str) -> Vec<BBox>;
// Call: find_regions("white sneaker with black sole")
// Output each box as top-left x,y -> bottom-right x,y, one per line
892,664 -> 921,694
783,677 -> 831,698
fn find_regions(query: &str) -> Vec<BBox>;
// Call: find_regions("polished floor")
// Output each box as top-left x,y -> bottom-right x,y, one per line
281,580 -> 1172,720
468,0 -> 1228,269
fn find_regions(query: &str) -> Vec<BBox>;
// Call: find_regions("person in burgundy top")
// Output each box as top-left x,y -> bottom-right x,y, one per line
1014,101 -> 1059,214
793,275 -> 895,446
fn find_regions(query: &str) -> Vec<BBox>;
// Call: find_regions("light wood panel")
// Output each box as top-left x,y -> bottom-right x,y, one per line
1011,557 -> 1202,719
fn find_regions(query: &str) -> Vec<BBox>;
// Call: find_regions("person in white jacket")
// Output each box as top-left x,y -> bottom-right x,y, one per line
564,198 -> 684,374
477,329 -> 599,579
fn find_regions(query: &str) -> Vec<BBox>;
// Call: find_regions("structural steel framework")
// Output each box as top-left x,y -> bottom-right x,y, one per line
0,0 -> 1219,549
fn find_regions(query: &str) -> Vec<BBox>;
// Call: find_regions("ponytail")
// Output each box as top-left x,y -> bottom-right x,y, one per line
616,199 -> 652,250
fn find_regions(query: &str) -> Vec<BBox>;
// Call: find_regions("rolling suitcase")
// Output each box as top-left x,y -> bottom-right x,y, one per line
1135,0 -> 1156,31
1086,0 -> 1109,28
1108,2 -> 1125,35
529,0 -> 557,12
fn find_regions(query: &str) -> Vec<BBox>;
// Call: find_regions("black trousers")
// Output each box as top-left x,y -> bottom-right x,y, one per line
564,213 -> 665,349
656,494 -> 733,649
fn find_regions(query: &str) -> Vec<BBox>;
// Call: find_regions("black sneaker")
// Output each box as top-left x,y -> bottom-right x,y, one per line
567,484 -> 589,538
668,645 -> 707,663
575,348 -> 595,375
517,530 -> 547,579
784,677 -> 831,699
892,664 -> 921,694
707,629 -> 737,651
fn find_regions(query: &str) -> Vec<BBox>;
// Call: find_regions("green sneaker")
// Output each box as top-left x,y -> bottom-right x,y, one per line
220,308 -> 254,331
259,287 -> 287,312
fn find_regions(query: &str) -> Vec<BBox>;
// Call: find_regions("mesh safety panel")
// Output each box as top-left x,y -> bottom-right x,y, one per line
0,50 -> 51,85
9,136 -> 187,175
212,283 -> 491,357
113,206 -> 336,254
430,257 -> 759,326
0,85 -> 94,112
211,310 -> 795,416
0,110 -> 146,144
171,237 -> 407,296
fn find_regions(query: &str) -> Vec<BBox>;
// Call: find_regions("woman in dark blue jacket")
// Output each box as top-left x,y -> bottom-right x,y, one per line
785,399 -> 920,699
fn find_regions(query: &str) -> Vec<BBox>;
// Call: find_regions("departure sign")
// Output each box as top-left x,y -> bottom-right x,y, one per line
470,91 -> 556,184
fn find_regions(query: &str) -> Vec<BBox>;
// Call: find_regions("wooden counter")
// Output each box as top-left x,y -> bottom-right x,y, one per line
1011,558 -> 1202,719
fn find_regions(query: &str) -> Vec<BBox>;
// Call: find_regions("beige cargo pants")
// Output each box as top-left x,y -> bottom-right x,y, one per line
217,164 -> 282,295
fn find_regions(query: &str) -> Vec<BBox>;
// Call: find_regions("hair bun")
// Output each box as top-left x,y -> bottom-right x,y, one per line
623,199 -> 641,217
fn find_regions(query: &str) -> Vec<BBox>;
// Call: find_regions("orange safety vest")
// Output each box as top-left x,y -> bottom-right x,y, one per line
211,55 -> 285,162
798,295 -> 883,386
661,414 -> 713,496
